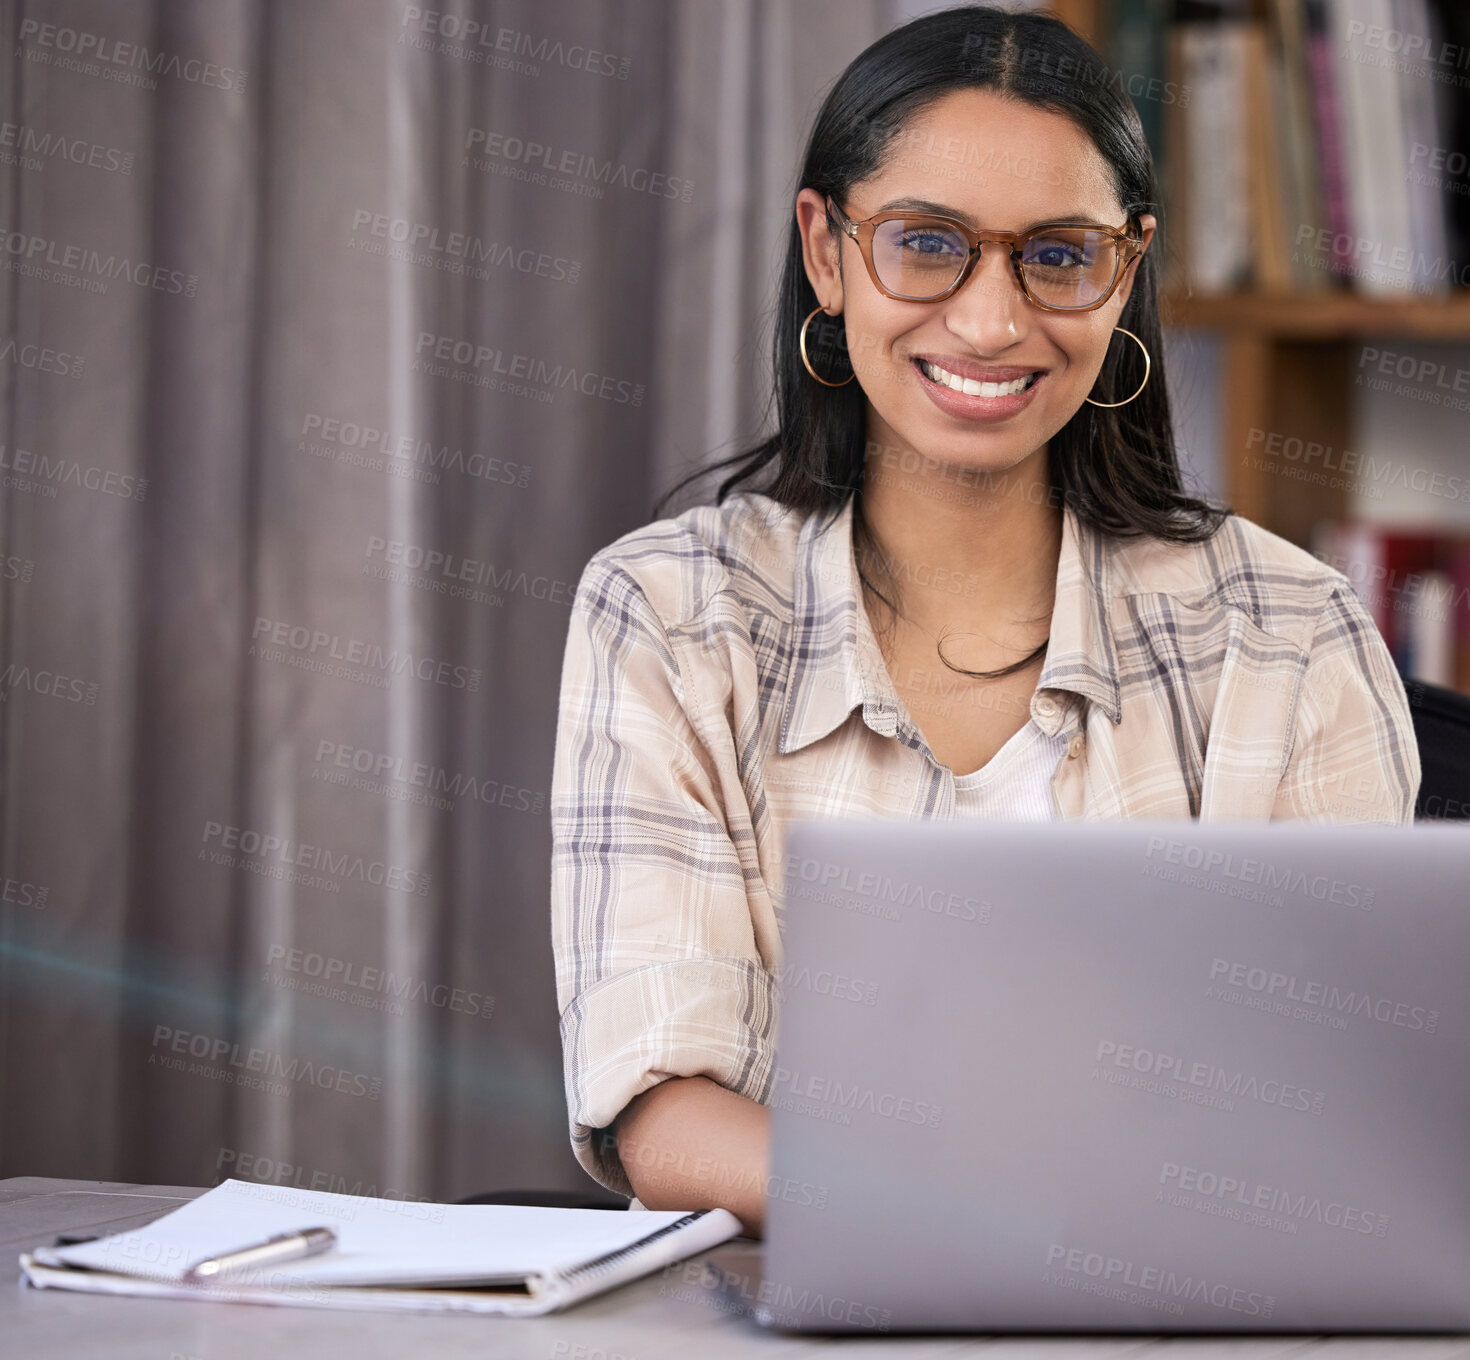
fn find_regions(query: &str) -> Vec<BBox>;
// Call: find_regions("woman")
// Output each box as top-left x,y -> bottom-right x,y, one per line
549,6 -> 1420,1235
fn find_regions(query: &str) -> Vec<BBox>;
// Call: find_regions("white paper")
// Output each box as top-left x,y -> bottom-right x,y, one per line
28,1178 -> 726,1290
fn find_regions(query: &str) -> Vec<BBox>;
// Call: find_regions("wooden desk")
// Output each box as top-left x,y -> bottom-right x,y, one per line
5,1177 -> 1470,1358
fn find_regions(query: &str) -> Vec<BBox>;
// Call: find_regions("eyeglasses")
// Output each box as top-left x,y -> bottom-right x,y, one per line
824,197 -> 1145,311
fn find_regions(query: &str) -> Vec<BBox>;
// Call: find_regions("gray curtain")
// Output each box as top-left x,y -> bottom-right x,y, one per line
0,0 -> 893,1199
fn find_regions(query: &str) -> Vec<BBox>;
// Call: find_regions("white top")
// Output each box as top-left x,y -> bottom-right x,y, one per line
949,717 -> 1068,819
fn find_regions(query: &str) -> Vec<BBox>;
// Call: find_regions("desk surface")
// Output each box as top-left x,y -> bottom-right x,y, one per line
5,1177 -> 1470,1358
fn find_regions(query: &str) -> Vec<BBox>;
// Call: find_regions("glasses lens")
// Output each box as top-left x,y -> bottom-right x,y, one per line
1018,228 -> 1120,308
870,217 -> 971,299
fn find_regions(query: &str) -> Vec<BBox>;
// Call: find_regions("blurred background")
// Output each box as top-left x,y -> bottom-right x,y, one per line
0,0 -> 1466,1202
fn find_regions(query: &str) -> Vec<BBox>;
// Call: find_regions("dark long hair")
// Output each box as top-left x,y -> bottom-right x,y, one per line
651,5 -> 1229,680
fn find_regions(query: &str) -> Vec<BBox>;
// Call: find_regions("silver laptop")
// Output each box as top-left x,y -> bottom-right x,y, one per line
704,818 -> 1470,1333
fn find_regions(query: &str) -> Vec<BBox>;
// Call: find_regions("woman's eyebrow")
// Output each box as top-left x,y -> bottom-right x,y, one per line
873,196 -> 1105,229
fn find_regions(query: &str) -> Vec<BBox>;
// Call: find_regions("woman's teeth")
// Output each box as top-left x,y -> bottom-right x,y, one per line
919,359 -> 1035,397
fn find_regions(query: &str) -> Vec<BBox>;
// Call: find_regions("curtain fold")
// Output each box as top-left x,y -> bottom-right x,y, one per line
0,0 -> 890,1198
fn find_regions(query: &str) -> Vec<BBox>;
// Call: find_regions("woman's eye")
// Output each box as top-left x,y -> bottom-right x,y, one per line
899,231 -> 962,256
1027,239 -> 1091,269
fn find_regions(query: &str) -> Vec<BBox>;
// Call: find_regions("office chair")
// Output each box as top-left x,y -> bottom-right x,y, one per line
1403,678 -> 1470,820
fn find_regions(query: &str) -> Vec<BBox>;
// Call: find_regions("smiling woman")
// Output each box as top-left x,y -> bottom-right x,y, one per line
548,5 -> 1421,1233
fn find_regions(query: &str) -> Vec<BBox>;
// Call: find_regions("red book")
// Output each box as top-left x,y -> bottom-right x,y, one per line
1450,541 -> 1470,695
1302,0 -> 1353,283
1323,522 -> 1470,691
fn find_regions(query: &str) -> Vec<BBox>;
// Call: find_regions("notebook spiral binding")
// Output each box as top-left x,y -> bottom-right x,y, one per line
556,1210 -> 711,1285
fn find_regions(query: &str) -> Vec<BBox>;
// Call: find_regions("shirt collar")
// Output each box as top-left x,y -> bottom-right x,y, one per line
778,492 -> 1122,757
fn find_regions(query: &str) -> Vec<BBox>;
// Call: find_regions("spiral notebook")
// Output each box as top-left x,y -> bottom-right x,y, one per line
18,1178 -> 742,1316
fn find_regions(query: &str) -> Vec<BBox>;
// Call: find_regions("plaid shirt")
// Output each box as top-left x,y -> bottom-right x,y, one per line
550,489 -> 1420,1195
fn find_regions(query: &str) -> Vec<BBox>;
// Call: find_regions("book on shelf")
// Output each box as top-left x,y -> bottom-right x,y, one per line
1332,0 -> 1421,294
1267,0 -> 1331,290
1156,0 -> 1466,297
1112,0 -> 1173,181
1313,520 -> 1470,693
1393,0 -> 1452,284
1302,0 -> 1357,284
1167,17 -> 1254,294
1441,4 -> 1470,275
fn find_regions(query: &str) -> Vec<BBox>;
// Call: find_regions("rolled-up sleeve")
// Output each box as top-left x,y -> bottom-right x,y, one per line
1273,583 -> 1421,823
549,554 -> 775,1196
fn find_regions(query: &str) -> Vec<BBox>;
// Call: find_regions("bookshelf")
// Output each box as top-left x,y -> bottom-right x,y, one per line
1044,1 -> 1470,695
1163,291 -> 1470,547
1100,0 -> 1470,692
1166,291 -> 1470,341
1046,0 -> 1470,541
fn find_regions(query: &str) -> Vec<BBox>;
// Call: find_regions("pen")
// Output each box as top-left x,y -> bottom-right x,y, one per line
182,1226 -> 337,1283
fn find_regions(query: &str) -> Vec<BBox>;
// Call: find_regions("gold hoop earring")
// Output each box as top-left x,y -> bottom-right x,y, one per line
1084,325 -> 1151,408
799,305 -> 855,387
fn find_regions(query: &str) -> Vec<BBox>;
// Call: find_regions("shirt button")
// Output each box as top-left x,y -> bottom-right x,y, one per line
1068,733 -> 1085,759
1034,695 -> 1059,720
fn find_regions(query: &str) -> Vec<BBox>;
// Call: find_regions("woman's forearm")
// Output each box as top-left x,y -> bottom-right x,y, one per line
613,1075 -> 771,1236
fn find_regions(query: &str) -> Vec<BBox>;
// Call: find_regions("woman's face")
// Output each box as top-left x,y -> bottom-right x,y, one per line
797,88 -> 1155,481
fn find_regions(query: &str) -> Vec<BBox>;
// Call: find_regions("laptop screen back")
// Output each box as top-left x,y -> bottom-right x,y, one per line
762,820 -> 1470,1332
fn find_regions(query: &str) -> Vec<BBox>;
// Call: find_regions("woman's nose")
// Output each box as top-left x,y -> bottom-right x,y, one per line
943,244 -> 1029,348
